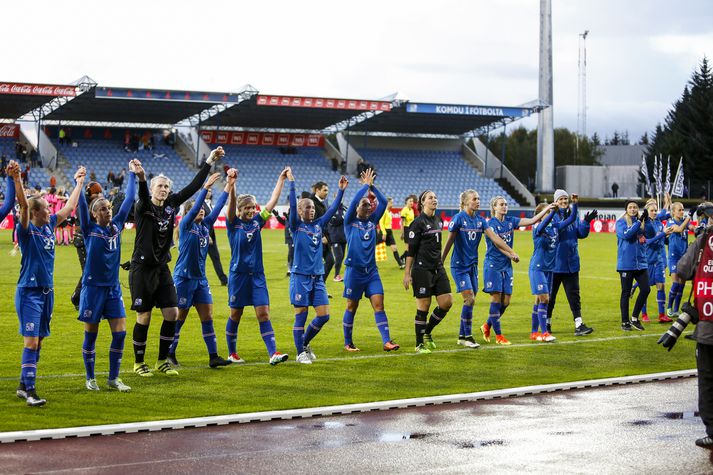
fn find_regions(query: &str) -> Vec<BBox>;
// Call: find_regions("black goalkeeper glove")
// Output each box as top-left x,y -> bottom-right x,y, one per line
584,209 -> 598,223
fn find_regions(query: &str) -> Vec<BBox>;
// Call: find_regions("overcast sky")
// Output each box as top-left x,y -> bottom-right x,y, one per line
4,0 -> 712,140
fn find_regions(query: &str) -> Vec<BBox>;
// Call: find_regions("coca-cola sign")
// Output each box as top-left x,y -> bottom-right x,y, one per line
257,95 -> 391,111
0,82 -> 76,97
0,124 -> 19,138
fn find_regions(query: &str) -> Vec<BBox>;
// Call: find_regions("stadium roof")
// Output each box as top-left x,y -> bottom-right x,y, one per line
0,82 -> 77,120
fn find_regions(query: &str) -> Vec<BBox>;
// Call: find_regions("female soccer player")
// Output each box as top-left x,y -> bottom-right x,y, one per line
129,146 -> 223,378
15,165 -> 86,406
639,199 -> 673,323
168,170 -> 234,369
441,189 -> 517,348
402,190 -> 452,354
224,167 -> 291,365
341,168 -> 400,352
479,196 -> 552,345
666,201 -> 695,317
77,160 -> 139,392
528,199 -> 578,342
616,200 -> 667,330
288,170 -> 348,363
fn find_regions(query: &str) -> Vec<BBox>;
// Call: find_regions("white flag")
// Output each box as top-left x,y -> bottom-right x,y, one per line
641,155 -> 653,197
655,155 -> 663,198
664,156 -> 671,195
672,157 -> 685,197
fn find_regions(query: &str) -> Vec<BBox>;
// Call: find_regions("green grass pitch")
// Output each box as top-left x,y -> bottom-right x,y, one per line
0,229 -> 695,431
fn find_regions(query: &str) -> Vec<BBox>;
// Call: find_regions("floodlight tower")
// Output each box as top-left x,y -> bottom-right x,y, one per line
536,0 -> 554,192
577,30 -> 590,142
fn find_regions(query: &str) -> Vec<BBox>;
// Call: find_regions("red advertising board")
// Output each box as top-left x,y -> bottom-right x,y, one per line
201,131 -> 324,147
256,95 -> 391,112
0,82 -> 75,97
0,124 -> 20,138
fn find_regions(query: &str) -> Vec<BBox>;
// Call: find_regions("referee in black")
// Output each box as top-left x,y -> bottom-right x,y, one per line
402,190 -> 453,353
130,146 -> 224,377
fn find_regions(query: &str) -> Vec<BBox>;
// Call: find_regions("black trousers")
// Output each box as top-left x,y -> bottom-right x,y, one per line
618,269 -> 650,322
322,242 -> 335,281
286,241 -> 294,270
698,342 -> 713,437
332,242 -> 346,276
547,272 -> 582,322
72,241 -> 87,299
208,228 -> 228,284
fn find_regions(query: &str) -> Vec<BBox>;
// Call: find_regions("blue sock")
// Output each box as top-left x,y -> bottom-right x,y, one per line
531,304 -> 539,333
674,284 -> 685,312
343,310 -> 355,346
657,289 -> 666,315
538,303 -> 548,333
82,331 -> 98,380
109,331 -> 125,380
304,314 -> 330,346
461,305 -> 473,337
668,282 -> 681,311
642,303 -> 647,315
374,311 -> 391,344
21,347 -> 38,391
226,318 -> 239,355
201,320 -> 218,356
169,319 -> 186,354
293,311 -> 308,353
488,302 -> 501,334
259,320 -> 277,356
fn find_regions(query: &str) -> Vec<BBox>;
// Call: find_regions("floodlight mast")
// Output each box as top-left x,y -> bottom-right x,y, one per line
576,30 -> 589,164
536,0 -> 554,192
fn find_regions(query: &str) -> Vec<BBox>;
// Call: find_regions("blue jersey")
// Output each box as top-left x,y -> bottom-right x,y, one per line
531,205 -> 578,273
175,188 -> 227,280
448,210 -> 488,270
79,172 -> 136,286
17,214 -> 58,288
343,184 -> 387,270
289,182 -> 345,276
616,218 -> 647,271
227,210 -> 268,275
485,216 -> 521,271
643,219 -> 666,266
667,218 -> 689,262
0,175 -> 15,223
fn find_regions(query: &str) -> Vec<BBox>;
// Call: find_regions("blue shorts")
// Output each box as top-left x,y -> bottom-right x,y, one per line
483,265 -> 513,295
452,266 -> 478,294
16,287 -> 53,338
175,276 -> 213,309
290,273 -> 329,308
229,272 -> 269,309
78,284 -> 126,323
648,264 -> 666,285
668,256 -> 681,275
343,266 -> 384,300
529,269 -> 553,295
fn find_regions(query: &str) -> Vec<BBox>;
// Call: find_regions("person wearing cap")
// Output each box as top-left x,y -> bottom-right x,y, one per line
546,189 -> 598,336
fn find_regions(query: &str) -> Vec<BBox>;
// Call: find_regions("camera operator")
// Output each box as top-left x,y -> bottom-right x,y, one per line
658,202 -> 713,448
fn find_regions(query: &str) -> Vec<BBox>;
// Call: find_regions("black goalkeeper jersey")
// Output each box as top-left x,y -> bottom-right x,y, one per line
408,212 -> 444,270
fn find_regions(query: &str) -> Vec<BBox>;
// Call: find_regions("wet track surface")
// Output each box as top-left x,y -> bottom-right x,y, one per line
0,377 -> 711,474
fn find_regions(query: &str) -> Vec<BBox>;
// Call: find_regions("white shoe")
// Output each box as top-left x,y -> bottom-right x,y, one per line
228,353 -> 245,364
269,352 -> 289,366
85,379 -> 100,391
296,352 -> 312,364
543,333 -> 557,342
107,378 -> 131,392
305,345 -> 317,361
457,337 -> 480,349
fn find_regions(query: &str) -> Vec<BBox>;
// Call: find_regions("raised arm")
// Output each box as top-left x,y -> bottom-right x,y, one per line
287,171 -> 298,232
263,167 -> 289,214
12,162 -> 29,230
553,203 -> 579,230
345,184 -> 369,226
206,169 -> 236,228
370,185 -> 389,224
170,147 -> 224,205
56,167 -> 87,226
115,160 -> 140,227
536,209 -> 557,235
0,163 -> 17,222
519,202 -> 556,227
77,182 -> 91,235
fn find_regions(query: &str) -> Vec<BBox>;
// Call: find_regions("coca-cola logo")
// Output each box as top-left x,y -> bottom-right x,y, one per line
0,83 -> 75,96
0,125 -> 19,137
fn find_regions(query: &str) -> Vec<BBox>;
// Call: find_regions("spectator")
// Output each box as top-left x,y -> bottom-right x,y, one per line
612,182 -> 619,198
89,169 -> 97,182
21,165 -> 29,186
59,128 -> 66,145
114,168 -> 126,188
49,175 -> 57,188
106,170 -> 116,189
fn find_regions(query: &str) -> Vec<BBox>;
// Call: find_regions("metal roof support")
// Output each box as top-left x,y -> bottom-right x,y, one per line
179,84 -> 258,127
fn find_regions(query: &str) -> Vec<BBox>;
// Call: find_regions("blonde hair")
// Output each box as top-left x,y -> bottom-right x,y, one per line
535,202 -> 549,214
459,189 -> 477,211
90,197 -> 110,215
150,174 -> 173,191
237,194 -> 257,211
490,195 -> 507,216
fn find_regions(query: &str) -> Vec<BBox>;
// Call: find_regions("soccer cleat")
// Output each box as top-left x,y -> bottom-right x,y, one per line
536,334 -> 544,342
495,335 -> 512,345
269,352 -> 289,365
399,262 -> 406,270
667,308 -> 679,319
344,343 -> 361,352
480,323 -> 491,343
296,352 -> 313,364
659,314 -> 673,323
574,323 -> 594,336
333,275 -> 343,282
542,332 -> 557,342
630,320 -> 645,331
166,353 -> 181,368
209,355 -> 232,368
423,333 -> 436,350
415,343 -> 432,354
530,332 -> 542,341
383,340 -> 401,351
155,360 -> 179,376
696,436 -> 713,448
85,379 -> 100,391
133,362 -> 154,377
641,313 -> 650,323
16,383 -> 27,400
107,378 -> 131,392
228,353 -> 246,364
621,322 -> 632,331
26,390 -> 46,407
305,345 -> 317,361
457,336 -> 480,349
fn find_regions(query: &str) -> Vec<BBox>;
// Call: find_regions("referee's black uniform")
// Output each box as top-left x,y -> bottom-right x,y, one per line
129,161 -> 212,367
